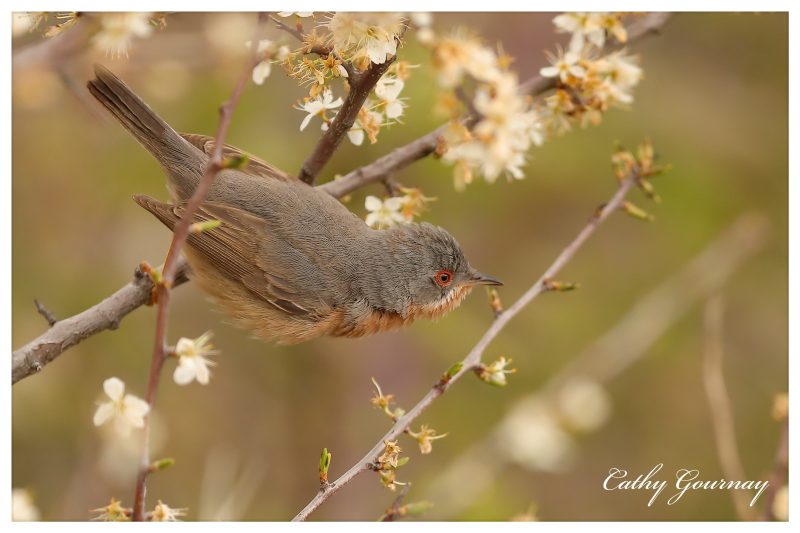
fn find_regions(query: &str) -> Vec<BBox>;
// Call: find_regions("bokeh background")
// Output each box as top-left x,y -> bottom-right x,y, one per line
11,12 -> 787,521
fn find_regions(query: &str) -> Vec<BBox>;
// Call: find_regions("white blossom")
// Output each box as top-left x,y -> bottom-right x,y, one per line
498,399 -> 576,472
364,196 -> 405,228
12,488 -> 40,521
410,12 -> 434,44
347,127 -> 365,146
277,12 -> 313,18
375,76 -> 405,120
326,13 -> 404,65
597,50 -> 643,91
173,331 -> 217,386
556,378 -> 612,432
296,89 -> 343,131
91,13 -> 153,58
552,12 -> 605,53
151,500 -> 187,521
93,377 -> 149,437
433,34 -> 502,88
444,73 -> 544,184
539,47 -> 585,83
409,12 -> 432,27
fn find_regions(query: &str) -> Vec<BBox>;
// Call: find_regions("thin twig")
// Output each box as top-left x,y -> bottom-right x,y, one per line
702,295 -> 755,521
131,33 -> 261,522
426,214 -> 770,518
33,299 -> 58,327
378,483 -> 411,522
12,262 -> 188,384
292,173 -> 637,521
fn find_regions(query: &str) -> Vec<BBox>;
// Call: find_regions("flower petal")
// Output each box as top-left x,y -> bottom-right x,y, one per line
173,362 -> 196,385
103,377 -> 125,401
386,101 -> 403,120
364,195 -> 382,211
384,197 -> 404,210
539,66 -> 559,78
347,128 -> 365,146
93,402 -> 115,427
299,113 -> 314,132
195,359 -> 211,385
252,61 -> 271,85
123,395 -> 150,420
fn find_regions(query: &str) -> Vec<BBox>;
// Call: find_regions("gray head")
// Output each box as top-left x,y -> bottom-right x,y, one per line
380,222 -> 502,318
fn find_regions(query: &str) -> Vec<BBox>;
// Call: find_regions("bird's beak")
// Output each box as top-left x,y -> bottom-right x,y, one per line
469,271 -> 504,286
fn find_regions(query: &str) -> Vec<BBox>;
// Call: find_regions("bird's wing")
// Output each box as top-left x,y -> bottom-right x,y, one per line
133,194 -> 326,317
180,133 -> 295,182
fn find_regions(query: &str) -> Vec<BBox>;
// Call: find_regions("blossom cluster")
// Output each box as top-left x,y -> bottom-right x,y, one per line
539,13 -> 643,135
325,12 -> 405,68
427,31 -> 545,189
283,13 -> 416,146
424,13 -> 643,190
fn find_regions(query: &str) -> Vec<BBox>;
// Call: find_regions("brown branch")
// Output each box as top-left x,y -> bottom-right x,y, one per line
131,35 -> 260,522
702,295 -> 755,521
298,57 -> 396,184
33,299 -> 58,327
318,12 -> 672,199
292,171 -> 638,521
12,262 -> 188,384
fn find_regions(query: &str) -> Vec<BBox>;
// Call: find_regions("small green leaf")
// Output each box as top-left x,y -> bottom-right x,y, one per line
319,448 -> 332,483
402,501 -> 434,516
222,153 -> 250,170
149,458 -> 175,472
620,201 -> 655,221
189,219 -> 223,233
445,361 -> 463,379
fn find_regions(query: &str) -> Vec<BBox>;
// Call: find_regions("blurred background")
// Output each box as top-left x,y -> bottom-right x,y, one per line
11,12 -> 787,521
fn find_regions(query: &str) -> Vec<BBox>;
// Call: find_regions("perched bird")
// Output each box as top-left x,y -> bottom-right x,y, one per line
87,65 -> 501,344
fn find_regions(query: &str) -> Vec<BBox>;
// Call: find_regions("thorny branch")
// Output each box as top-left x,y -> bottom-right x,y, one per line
131,35 -> 262,521
291,172 -> 638,521
11,13 -> 672,383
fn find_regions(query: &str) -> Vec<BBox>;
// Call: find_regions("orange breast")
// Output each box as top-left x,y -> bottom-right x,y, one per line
331,285 -> 475,338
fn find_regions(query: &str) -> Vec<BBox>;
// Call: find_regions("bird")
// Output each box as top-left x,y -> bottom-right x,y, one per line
87,64 -> 502,344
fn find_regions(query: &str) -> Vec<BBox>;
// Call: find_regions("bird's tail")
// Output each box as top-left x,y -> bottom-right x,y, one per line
87,64 -> 200,173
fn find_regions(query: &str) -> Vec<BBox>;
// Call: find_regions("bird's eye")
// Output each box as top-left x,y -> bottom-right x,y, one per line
434,269 -> 453,287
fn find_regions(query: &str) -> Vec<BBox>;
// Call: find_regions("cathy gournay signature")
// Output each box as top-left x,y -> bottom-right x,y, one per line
603,463 -> 769,507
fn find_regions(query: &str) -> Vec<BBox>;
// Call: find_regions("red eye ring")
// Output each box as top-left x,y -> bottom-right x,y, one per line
434,269 -> 453,287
